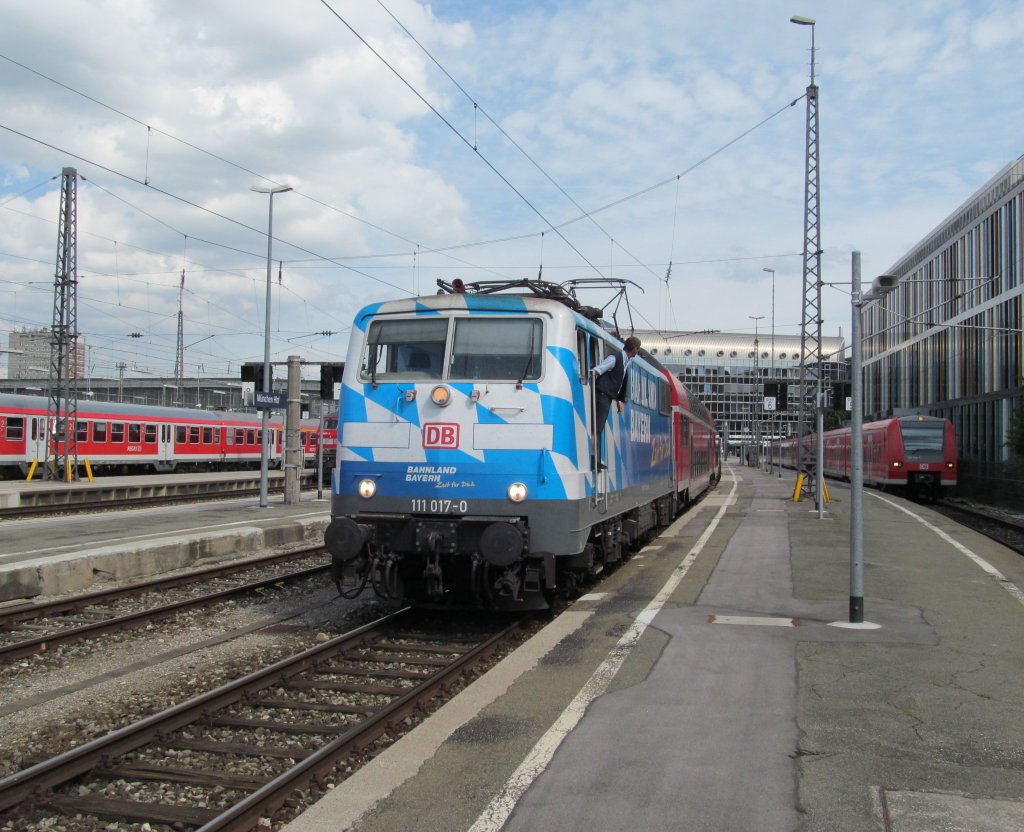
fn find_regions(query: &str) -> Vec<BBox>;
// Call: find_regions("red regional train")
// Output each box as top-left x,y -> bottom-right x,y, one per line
778,415 -> 956,499
0,393 -> 337,479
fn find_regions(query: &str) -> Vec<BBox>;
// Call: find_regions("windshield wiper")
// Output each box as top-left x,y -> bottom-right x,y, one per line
370,339 -> 380,388
516,326 -> 537,389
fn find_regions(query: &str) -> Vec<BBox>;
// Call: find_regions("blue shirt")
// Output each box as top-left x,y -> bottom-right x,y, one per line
593,349 -> 632,377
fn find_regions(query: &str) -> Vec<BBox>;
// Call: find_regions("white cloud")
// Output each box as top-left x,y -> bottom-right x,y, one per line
1,0 -> 1021,380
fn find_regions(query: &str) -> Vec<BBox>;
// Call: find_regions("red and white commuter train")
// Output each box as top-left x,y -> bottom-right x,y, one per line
0,393 -> 337,478
778,415 -> 957,499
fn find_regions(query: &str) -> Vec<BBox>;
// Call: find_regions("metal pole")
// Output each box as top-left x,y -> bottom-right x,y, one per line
816,403 -> 824,519
259,193 -> 275,508
850,252 -> 865,622
749,315 -> 764,468
316,411 -> 325,501
284,355 -> 302,504
251,184 -> 292,507
769,268 -> 775,473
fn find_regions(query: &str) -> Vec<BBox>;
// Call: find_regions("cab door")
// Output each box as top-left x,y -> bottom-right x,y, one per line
577,329 -> 608,500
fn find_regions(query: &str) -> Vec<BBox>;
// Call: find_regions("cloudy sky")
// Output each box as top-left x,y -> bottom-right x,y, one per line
2,0 -> 1021,382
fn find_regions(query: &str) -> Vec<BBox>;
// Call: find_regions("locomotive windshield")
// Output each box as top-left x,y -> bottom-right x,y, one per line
900,419 -> 945,452
363,318 -> 447,380
360,316 -> 543,383
449,318 -> 542,381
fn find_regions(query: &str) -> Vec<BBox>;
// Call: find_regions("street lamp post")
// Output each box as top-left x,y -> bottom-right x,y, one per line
842,250 -> 895,629
251,184 -> 292,508
749,315 -> 764,467
762,267 -> 776,473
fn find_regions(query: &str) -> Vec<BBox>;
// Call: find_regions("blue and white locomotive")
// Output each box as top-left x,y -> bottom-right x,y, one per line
324,280 -> 717,610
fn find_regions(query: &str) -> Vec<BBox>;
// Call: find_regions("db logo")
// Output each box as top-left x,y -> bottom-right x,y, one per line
423,423 -> 460,449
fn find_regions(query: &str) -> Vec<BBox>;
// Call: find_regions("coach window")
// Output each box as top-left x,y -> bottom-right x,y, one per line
76,420 -> 88,442
111,423 -> 125,443
5,416 -> 24,441
128,424 -> 142,443
144,425 -> 157,443
176,425 -> 186,444
236,427 -> 246,445
202,427 -> 213,444
658,379 -> 671,416
449,318 -> 542,381
94,421 -> 108,442
247,428 -> 256,445
189,426 -> 200,444
213,427 -> 221,444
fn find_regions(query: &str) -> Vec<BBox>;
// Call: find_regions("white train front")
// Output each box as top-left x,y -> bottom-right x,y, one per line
324,285 -> 718,610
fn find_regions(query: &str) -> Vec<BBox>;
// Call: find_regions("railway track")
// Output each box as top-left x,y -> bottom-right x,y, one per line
930,499 -> 1024,556
0,547 -> 330,662
0,608 -> 521,830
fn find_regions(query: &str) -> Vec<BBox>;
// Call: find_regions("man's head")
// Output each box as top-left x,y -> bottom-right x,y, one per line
624,336 -> 641,356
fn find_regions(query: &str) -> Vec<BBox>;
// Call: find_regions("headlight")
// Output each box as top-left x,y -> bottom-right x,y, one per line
358,478 -> 377,498
507,482 -> 528,502
431,385 -> 452,407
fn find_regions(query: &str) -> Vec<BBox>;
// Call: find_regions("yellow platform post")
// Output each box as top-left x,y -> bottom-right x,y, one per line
792,473 -> 805,502
26,458 -> 38,481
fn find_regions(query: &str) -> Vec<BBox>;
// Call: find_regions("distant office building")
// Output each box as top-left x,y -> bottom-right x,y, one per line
633,330 -> 847,451
7,328 -> 87,380
862,156 -> 1024,464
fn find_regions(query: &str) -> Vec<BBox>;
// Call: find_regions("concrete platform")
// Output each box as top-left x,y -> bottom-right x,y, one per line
0,488 -> 330,601
283,464 -> 1024,832
0,469 -> 320,509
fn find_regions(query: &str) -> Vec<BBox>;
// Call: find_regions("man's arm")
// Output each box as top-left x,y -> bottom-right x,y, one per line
591,353 -> 615,377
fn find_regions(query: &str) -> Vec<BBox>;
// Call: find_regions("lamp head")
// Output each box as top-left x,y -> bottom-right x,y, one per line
790,15 -> 815,25
251,184 -> 293,194
871,274 -> 898,294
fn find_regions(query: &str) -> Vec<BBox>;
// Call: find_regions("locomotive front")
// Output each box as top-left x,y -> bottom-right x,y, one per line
324,293 -> 596,610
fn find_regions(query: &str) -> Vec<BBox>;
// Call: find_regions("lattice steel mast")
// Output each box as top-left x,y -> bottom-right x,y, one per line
792,16 -> 823,506
45,167 -> 80,481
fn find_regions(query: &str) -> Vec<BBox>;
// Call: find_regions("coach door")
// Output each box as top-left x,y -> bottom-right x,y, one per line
28,416 -> 47,465
158,424 -> 174,466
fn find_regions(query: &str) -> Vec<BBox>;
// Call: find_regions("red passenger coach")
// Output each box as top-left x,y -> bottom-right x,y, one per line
665,370 -> 720,503
0,393 -> 337,478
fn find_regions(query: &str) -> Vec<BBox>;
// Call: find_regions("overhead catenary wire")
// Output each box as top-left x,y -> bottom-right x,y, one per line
318,0 -> 607,279
1,46 -> 802,292
0,50 -> 516,285
0,36 -> 809,376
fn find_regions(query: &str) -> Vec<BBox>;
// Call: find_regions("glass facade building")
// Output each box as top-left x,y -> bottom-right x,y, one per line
632,330 -> 847,452
862,156 -> 1024,463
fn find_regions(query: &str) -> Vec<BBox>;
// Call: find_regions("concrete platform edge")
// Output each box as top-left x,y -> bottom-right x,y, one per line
0,517 -> 329,601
